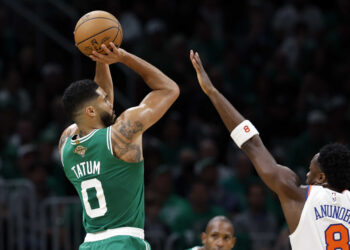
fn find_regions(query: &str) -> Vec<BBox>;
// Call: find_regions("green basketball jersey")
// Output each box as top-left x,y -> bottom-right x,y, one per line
61,126 -> 145,233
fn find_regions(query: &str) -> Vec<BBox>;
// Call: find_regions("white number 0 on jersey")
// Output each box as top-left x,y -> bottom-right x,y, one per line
81,178 -> 107,218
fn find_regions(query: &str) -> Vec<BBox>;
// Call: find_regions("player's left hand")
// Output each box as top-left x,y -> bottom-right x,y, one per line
90,42 -> 127,65
190,50 -> 215,95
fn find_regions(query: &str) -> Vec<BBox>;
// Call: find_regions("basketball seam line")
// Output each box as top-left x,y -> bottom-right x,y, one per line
76,26 -> 121,46
112,29 -> 121,47
75,17 -> 120,32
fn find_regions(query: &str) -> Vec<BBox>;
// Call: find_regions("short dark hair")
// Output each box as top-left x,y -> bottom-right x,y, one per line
318,143 -> 350,191
62,79 -> 99,121
206,216 -> 233,233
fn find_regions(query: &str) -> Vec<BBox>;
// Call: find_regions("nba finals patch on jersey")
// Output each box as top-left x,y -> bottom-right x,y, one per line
73,145 -> 87,157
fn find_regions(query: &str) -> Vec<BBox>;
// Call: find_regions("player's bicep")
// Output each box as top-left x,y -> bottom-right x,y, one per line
242,136 -> 303,200
256,161 -> 304,200
110,88 -> 178,143
254,159 -> 302,198
272,164 -> 304,200
137,89 -> 179,130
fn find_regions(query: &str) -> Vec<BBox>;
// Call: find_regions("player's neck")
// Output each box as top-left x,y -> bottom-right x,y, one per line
76,121 -> 105,137
77,128 -> 94,137
320,183 -> 344,193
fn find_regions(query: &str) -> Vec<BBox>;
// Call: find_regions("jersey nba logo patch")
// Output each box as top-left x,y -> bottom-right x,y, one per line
74,145 -> 87,157
332,192 -> 337,203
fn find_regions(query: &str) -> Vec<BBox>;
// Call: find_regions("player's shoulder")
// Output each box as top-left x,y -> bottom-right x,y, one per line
61,124 -> 79,139
59,123 -> 78,152
310,185 -> 336,192
64,123 -> 78,135
307,185 -> 338,200
307,185 -> 325,194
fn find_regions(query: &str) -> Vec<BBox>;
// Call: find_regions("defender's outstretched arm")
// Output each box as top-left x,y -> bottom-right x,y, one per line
190,50 -> 305,232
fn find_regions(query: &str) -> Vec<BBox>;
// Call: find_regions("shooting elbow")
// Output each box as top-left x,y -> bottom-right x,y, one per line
170,81 -> 180,100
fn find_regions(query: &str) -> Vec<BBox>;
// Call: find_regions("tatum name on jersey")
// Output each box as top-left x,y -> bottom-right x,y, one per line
61,127 -> 145,232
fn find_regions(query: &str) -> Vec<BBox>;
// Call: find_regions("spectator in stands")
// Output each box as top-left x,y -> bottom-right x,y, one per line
145,187 -> 170,250
196,158 -> 238,213
233,183 -> 278,250
272,0 -> 324,38
287,110 -> 329,177
175,147 -> 198,197
179,181 -> 227,248
150,165 -> 188,233
222,151 -> 258,213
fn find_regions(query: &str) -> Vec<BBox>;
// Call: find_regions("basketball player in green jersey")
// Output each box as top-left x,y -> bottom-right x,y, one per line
59,43 -> 179,249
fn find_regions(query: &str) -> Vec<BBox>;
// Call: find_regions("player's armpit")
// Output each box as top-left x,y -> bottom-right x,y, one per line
137,89 -> 179,130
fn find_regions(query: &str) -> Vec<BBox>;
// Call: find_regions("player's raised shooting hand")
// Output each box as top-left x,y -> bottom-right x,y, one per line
190,50 -> 215,95
90,42 -> 127,65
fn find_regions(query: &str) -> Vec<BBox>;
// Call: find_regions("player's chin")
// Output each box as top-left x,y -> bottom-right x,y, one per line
213,247 -> 225,250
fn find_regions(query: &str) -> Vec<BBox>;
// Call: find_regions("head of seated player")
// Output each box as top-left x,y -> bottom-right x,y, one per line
62,79 -> 116,128
201,216 -> 236,250
306,143 -> 350,192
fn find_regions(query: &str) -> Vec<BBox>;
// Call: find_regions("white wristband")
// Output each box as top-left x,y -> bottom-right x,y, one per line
230,120 -> 259,148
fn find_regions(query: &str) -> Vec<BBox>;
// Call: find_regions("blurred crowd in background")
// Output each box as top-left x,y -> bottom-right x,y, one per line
1,0 -> 350,249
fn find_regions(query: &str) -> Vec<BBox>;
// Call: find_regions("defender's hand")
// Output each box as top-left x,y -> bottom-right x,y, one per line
90,42 -> 127,65
190,50 -> 215,95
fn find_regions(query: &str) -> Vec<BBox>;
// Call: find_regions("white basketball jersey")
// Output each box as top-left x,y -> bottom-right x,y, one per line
290,185 -> 350,250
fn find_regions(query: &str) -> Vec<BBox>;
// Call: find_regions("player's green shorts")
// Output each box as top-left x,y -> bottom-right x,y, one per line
79,235 -> 151,250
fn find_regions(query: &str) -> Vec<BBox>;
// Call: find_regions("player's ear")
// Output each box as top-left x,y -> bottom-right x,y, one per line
231,236 -> 237,248
201,232 -> 207,245
85,105 -> 96,117
318,172 -> 327,184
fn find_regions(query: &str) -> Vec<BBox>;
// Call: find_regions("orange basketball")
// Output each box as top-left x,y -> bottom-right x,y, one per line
74,10 -> 123,57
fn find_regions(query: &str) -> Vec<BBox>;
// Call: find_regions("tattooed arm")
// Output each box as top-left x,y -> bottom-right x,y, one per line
91,43 -> 179,130
110,117 -> 143,162
91,44 -> 179,162
58,124 -> 78,154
